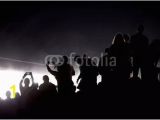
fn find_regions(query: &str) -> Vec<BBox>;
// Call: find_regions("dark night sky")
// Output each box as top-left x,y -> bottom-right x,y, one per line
0,2 -> 160,64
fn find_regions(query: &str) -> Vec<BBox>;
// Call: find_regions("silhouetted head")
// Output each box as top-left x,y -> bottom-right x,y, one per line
123,34 -> 130,43
82,54 -> 89,60
6,91 -> 11,99
43,75 -> 49,83
24,78 -> 30,87
112,33 -> 125,46
62,55 -> 68,64
137,24 -> 144,33
74,55 -> 82,65
83,54 -> 87,57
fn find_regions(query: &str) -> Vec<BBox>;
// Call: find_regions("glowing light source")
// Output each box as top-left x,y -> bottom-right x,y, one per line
0,57 -> 102,99
0,69 -> 58,100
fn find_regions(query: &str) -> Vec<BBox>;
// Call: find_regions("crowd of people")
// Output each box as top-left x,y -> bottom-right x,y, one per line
0,25 -> 160,118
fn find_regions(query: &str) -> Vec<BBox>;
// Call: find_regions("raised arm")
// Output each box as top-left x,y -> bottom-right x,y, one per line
46,64 -> 59,77
19,73 -> 26,95
30,72 -> 35,85
19,79 -> 23,94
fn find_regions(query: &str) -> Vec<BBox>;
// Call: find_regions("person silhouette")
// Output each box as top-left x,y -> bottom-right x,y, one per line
6,91 -> 11,100
38,75 -> 58,114
74,55 -> 98,94
47,56 -> 76,95
4,90 -> 16,117
147,39 -> 160,85
123,33 -> 133,79
19,72 -> 37,114
130,25 -> 149,80
108,33 -> 131,83
39,75 -> 57,95
19,72 -> 35,97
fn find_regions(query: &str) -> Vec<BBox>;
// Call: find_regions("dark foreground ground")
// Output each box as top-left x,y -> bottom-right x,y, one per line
0,80 -> 160,119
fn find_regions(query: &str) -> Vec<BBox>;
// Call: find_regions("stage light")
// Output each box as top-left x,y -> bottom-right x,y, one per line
0,57 -> 102,99
0,69 -> 58,100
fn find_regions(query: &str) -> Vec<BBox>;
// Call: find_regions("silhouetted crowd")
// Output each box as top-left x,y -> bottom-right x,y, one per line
0,25 -> 160,118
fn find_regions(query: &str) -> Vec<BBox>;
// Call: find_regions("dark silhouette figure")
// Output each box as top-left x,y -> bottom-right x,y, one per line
147,39 -> 160,85
19,72 -> 37,116
19,72 -> 35,97
38,75 -> 57,107
4,91 -> 16,118
47,56 -> 76,95
108,33 -> 131,83
74,55 -> 98,94
39,75 -> 57,95
6,91 -> 11,100
123,33 -> 133,79
130,25 -> 149,80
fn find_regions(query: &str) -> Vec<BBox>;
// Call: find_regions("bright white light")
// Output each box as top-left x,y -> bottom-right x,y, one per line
0,69 -> 23,99
0,57 -> 102,100
0,66 -> 101,100
0,68 -> 57,100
